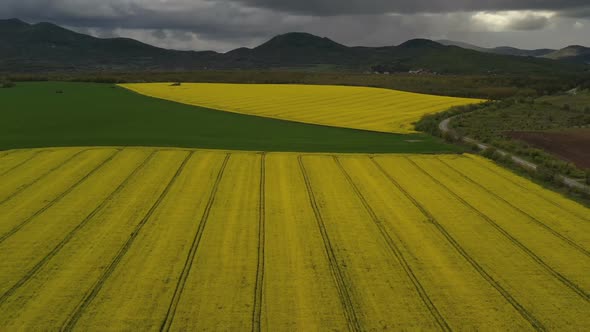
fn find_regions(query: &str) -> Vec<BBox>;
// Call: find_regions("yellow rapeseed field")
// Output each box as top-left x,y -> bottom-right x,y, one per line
0,147 -> 589,331
120,83 -> 484,133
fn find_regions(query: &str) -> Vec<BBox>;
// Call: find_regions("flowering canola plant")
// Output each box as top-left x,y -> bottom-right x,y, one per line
121,83 -> 484,133
0,147 -> 588,331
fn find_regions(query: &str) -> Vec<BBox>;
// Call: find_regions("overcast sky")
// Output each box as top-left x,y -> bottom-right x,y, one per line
1,0 -> 589,52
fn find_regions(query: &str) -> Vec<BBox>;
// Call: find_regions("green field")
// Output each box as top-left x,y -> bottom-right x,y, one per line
0,82 -> 460,153
539,90 -> 590,111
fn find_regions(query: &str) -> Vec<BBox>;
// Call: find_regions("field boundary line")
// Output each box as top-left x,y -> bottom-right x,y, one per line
297,155 -> 362,332
0,149 -> 121,244
406,158 -> 589,302
252,153 -> 266,332
438,158 -> 590,258
369,157 -> 545,331
0,150 -> 44,177
333,156 -> 451,332
467,156 -> 590,223
62,151 -> 194,331
159,153 -> 231,332
0,151 -> 157,305
121,85 -> 396,135
0,150 -> 23,160
0,149 -> 92,207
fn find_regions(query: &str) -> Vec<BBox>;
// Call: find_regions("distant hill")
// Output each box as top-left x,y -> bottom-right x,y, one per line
0,18 -> 587,75
437,40 -> 555,57
219,32 -> 363,68
544,46 -> 590,64
436,40 -> 488,52
491,46 -> 556,57
0,18 -> 217,71
437,39 -> 590,64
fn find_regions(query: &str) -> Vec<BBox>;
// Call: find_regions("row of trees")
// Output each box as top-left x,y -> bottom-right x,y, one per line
2,70 -> 584,99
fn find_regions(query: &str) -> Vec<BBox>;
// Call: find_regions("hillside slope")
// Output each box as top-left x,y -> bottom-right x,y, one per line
545,46 -> 590,64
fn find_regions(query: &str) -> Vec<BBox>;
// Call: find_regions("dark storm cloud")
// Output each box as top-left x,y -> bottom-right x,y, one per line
0,0 -> 294,40
2,0 -> 589,29
561,7 -> 590,18
235,0 -> 590,16
0,0 -> 588,51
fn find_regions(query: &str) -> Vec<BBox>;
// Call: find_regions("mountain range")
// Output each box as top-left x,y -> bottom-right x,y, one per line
438,40 -> 590,64
0,18 -> 588,75
436,40 -> 556,58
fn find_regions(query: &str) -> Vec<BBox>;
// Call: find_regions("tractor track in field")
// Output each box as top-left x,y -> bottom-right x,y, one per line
0,149 -> 26,160
333,156 -> 451,332
251,153 -> 266,332
0,151 -> 157,305
298,156 -> 362,332
159,153 -> 231,332
0,149 -> 120,245
62,151 -> 194,331
407,158 -> 590,302
0,149 -> 91,207
469,157 -> 590,223
0,150 -> 45,177
438,158 -> 590,258
370,157 -> 546,331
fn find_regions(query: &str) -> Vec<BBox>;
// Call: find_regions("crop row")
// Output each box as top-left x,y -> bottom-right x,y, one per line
0,147 -> 588,330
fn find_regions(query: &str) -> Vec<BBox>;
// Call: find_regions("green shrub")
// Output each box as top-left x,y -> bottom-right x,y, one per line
441,131 -> 461,143
0,78 -> 15,88
536,166 -> 556,182
482,147 -> 500,160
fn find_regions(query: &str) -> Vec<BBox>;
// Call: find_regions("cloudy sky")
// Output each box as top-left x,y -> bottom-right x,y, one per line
1,0 -> 589,52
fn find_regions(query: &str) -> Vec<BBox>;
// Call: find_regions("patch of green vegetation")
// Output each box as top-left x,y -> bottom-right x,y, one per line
0,77 -> 15,88
447,100 -> 588,177
416,97 -> 590,204
454,100 -> 590,139
538,89 -> 590,112
0,82 -> 461,154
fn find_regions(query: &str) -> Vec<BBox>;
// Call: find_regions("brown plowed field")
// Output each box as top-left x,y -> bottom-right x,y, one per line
506,129 -> 590,169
